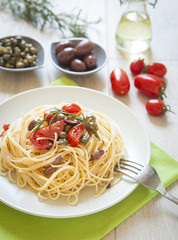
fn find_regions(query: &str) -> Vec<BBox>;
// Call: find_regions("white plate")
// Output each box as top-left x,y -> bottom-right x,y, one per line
0,86 -> 150,218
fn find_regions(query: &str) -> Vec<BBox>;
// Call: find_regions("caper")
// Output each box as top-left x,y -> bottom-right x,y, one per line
0,58 -> 5,66
24,47 -> 30,53
15,36 -> 23,42
20,51 -> 26,58
16,61 -> 25,68
26,43 -> 33,48
26,54 -> 34,63
19,40 -> 26,50
30,61 -> 36,67
3,54 -> 11,61
23,59 -> 29,67
5,63 -> 14,68
8,57 -> 16,65
14,47 -> 21,57
58,139 -> 68,145
32,54 -> 37,60
6,47 -> 13,55
64,125 -> 72,133
60,132 -> 68,139
4,39 -> 11,47
80,132 -> 90,143
30,47 -> 37,55
2,48 -> 10,55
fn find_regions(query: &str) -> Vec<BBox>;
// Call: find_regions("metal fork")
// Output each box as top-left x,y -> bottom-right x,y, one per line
115,158 -> 178,205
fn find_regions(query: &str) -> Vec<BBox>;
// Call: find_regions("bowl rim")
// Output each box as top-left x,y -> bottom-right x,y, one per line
50,37 -> 107,76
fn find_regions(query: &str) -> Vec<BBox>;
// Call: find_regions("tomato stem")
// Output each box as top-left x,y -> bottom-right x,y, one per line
158,86 -> 167,100
163,105 -> 176,115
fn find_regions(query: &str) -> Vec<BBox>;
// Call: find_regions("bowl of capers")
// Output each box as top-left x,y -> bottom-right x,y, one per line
0,35 -> 45,71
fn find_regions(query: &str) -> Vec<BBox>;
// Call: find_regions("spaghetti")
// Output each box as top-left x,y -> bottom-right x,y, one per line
0,103 -> 125,205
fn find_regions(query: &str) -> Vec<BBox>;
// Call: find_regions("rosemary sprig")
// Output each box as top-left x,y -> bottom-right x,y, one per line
0,0 -> 101,37
32,108 -> 100,139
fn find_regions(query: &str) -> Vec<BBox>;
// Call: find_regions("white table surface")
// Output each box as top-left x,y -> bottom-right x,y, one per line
0,0 -> 177,239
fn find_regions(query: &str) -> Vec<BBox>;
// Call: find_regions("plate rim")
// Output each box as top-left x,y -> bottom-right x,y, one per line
0,86 -> 150,218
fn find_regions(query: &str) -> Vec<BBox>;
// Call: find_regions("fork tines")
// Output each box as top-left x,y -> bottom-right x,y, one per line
115,158 -> 145,179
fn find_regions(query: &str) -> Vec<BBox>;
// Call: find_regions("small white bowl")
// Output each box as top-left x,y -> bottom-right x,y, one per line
50,37 -> 107,76
0,35 -> 45,72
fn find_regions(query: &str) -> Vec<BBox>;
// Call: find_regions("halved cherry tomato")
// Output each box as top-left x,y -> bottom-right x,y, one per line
134,74 -> 166,98
30,131 -> 52,150
143,63 -> 167,78
110,68 -> 130,96
62,103 -> 81,113
146,99 -> 171,116
39,119 -> 65,139
30,119 -> 65,149
3,124 -> 10,131
130,59 -> 144,75
44,109 -> 56,122
67,124 -> 85,147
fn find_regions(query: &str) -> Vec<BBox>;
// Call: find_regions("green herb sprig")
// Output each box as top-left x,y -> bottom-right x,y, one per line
32,108 -> 99,139
0,0 -> 101,37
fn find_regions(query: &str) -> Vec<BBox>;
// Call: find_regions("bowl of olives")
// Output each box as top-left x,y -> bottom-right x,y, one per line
0,35 -> 45,72
50,38 -> 107,76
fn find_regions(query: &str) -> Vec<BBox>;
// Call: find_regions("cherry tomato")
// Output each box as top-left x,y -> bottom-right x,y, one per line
110,68 -> 130,96
44,109 -> 56,122
146,99 -> 171,116
67,124 -> 85,147
143,63 -> 167,78
39,119 -> 65,139
30,119 -> 65,149
3,124 -> 10,131
130,59 -> 144,75
134,74 -> 166,98
62,103 -> 81,113
30,131 -> 52,150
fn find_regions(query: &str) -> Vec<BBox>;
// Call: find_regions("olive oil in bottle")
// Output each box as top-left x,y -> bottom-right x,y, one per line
116,1 -> 152,53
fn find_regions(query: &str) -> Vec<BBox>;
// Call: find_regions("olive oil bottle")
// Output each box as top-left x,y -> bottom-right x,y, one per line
116,0 -> 152,53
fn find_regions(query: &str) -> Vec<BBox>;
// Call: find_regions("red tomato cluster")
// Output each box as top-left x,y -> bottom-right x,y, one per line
30,103 -> 85,150
110,60 -> 172,117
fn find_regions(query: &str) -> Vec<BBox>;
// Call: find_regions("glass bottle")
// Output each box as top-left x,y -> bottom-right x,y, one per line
115,0 -> 152,53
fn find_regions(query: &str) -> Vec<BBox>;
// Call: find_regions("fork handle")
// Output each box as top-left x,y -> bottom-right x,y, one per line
162,192 -> 178,205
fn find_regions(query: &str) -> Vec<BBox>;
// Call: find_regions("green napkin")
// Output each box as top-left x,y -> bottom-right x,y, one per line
0,77 -> 177,240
